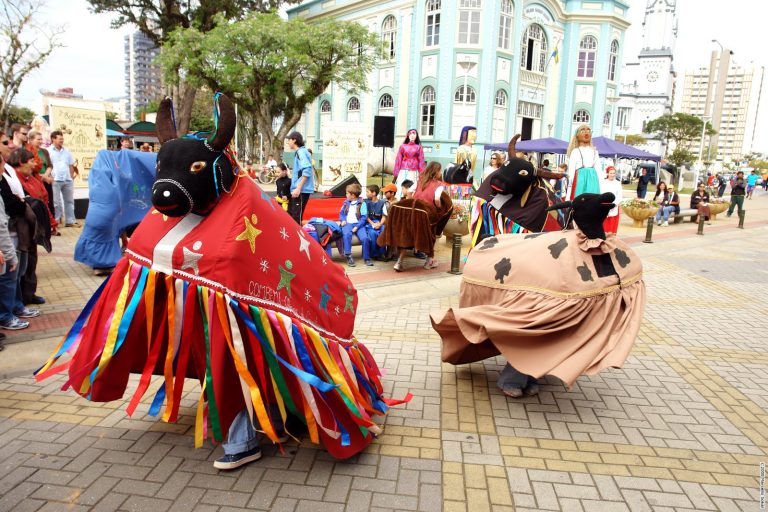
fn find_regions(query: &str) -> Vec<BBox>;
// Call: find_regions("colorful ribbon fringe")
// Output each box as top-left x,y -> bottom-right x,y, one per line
469,197 -> 529,246
35,260 -> 404,449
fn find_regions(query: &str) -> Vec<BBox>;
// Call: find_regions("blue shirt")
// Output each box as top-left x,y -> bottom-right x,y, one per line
747,174 -> 759,186
50,146 -> 75,182
291,146 -> 314,194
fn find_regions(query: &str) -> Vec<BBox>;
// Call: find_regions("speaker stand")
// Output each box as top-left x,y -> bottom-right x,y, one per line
380,147 -> 385,188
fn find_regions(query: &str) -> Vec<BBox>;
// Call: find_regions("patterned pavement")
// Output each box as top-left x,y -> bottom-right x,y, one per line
1,189 -> 767,511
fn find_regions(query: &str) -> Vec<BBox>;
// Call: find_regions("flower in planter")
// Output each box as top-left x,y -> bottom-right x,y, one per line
620,198 -> 659,209
450,202 -> 470,222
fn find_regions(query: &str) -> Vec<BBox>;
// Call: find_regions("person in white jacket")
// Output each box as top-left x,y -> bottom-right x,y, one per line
600,166 -> 623,234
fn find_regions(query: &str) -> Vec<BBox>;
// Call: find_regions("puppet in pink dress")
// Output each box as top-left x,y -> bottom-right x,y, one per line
393,129 -> 426,199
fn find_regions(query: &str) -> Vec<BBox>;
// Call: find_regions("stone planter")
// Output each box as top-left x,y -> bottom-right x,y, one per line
443,218 -> 469,242
621,205 -> 659,228
709,202 -> 729,219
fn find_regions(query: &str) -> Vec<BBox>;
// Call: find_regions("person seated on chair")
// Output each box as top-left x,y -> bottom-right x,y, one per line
339,183 -> 371,267
690,183 -> 712,225
364,184 -> 385,260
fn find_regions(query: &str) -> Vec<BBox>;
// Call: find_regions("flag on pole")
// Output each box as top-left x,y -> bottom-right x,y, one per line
551,46 -> 559,64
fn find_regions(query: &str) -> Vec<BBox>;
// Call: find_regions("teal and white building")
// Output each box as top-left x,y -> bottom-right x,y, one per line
287,0 -> 631,166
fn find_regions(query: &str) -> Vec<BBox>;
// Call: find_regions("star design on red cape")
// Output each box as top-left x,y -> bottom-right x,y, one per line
277,260 -> 296,297
151,209 -> 168,221
297,230 -> 311,260
236,214 -> 262,253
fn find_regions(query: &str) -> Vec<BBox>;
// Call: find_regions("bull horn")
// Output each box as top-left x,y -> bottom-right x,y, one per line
507,134 -> 521,156
207,93 -> 236,151
156,97 -> 178,143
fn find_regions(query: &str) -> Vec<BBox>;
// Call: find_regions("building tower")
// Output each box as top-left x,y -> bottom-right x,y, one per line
124,31 -> 162,121
617,0 -> 677,155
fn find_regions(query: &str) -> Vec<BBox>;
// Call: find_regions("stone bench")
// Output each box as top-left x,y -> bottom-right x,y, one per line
670,208 -> 698,224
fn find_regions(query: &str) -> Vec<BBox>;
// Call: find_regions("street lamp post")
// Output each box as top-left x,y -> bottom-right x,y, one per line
696,115 -> 711,186
548,124 -> 553,137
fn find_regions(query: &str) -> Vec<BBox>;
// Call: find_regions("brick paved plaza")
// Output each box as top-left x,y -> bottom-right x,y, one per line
1,190 -> 767,511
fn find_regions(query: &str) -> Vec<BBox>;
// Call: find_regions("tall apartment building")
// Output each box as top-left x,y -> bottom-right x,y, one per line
124,31 -> 162,121
679,51 -> 765,165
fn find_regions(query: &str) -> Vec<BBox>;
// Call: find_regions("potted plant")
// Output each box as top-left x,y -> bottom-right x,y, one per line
620,198 -> 659,228
708,196 -> 730,219
443,201 -> 470,241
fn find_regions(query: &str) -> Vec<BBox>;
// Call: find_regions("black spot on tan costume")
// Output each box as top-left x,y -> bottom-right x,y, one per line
524,232 -> 545,240
479,236 -> 499,251
614,248 -> 630,268
548,238 -> 568,259
576,262 -> 594,282
494,258 -> 512,284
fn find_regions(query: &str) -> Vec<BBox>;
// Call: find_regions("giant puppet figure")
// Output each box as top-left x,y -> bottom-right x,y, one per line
470,135 -> 566,245
432,191 -> 645,396
36,94 -> 403,459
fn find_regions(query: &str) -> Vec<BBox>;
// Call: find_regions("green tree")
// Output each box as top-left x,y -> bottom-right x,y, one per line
87,0 -> 300,135
615,134 -> 646,146
0,0 -> 64,129
6,104 -> 35,125
668,147 -> 696,168
158,12 -> 381,156
645,113 -> 716,156
135,94 -> 214,132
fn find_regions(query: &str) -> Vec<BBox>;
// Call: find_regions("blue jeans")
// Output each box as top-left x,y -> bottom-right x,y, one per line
364,224 -> 384,258
655,206 -> 675,222
223,407 -> 284,455
341,224 -> 370,260
0,265 -> 19,324
53,180 -> 76,224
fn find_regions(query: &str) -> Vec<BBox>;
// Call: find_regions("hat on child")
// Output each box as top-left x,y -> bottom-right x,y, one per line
382,183 -> 398,194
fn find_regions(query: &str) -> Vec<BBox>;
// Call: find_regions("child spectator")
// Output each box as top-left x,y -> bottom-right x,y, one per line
274,163 -> 291,211
339,183 -> 371,267
401,179 -> 415,200
379,183 -> 398,261
555,163 -> 568,199
364,184 -> 385,260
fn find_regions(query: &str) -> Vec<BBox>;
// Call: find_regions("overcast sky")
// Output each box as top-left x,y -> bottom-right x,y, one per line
15,0 -> 768,148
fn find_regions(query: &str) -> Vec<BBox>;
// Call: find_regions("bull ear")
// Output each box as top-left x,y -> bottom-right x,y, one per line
207,93 -> 236,151
156,98 -> 177,143
507,133 -> 521,156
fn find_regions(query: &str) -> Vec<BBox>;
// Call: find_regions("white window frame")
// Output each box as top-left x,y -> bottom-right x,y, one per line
573,109 -> 591,124
608,40 -> 619,81
492,89 -> 508,142
420,86 -> 436,137
320,100 -> 332,113
378,93 -> 394,112
452,84 -> 477,139
603,111 -> 611,126
425,0 -> 441,47
347,97 -> 361,122
382,15 -> 397,60
498,0 -> 514,50
577,35 -> 598,79
457,0 -> 482,46
520,24 -> 548,73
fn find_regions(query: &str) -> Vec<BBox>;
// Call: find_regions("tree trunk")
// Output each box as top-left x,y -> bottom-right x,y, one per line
175,82 -> 197,135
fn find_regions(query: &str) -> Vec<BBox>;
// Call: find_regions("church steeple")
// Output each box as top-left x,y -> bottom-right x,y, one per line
641,0 -> 677,53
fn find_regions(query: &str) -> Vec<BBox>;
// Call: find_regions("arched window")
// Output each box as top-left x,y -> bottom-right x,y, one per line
382,15 -> 397,60
347,97 -> 361,122
425,0 -> 441,47
458,0 -> 482,45
577,35 -> 598,78
573,109 -> 591,124
420,86 -> 436,136
454,85 -> 476,103
452,85 -> 476,138
378,93 -> 394,112
498,0 -> 514,50
492,90 -> 508,142
320,100 -> 331,113
521,24 -> 547,72
608,40 -> 619,81
603,111 -> 611,126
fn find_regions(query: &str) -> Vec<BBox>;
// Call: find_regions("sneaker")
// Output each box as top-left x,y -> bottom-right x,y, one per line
15,307 -> 40,318
706,221 -> 712,225
1,317 -> 29,330
662,221 -> 669,227
657,220 -> 662,226
364,259 -> 374,267
65,222 -> 81,228
213,446 -> 262,470
346,255 -> 356,267
413,251 -> 427,260
394,259 -> 404,272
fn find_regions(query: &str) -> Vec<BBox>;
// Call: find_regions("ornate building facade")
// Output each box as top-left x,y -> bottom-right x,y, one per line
287,0 -> 630,167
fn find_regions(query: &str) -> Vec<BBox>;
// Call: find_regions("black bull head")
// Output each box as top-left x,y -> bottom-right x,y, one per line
152,94 -> 237,217
488,134 -> 538,198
